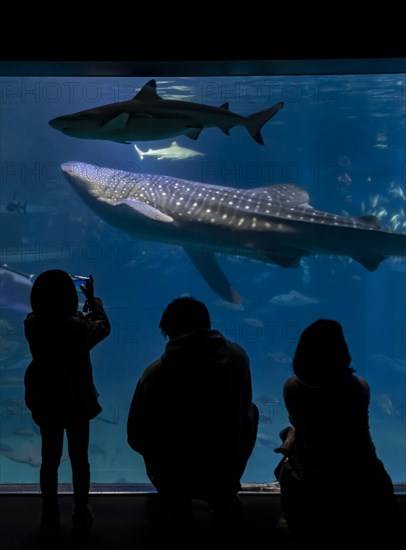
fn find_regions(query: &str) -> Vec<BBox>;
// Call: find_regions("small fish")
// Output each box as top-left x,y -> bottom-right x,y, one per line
5,198 -> 27,214
371,354 -> 406,375
264,349 -> 292,364
388,183 -> 405,201
270,290 -> 320,307
376,394 -> 396,416
370,194 -> 381,208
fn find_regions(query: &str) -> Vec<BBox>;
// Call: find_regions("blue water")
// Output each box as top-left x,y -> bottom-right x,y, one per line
0,74 -> 405,486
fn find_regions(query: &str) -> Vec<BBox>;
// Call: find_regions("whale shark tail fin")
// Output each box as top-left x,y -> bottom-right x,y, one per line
246,102 -> 284,145
134,144 -> 145,160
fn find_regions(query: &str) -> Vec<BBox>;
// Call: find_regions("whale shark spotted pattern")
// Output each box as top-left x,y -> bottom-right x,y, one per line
61,162 -> 406,303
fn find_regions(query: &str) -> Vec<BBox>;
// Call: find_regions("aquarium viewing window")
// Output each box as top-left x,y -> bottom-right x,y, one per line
0,59 -> 405,493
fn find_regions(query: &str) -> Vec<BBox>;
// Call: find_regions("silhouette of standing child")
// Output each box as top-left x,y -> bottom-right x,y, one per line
24,270 -> 110,533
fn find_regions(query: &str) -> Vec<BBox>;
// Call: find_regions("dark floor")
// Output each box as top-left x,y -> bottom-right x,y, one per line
1,491 -> 405,549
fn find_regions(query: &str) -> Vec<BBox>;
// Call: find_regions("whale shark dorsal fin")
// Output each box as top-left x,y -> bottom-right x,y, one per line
184,247 -> 242,304
132,79 -> 163,101
114,198 -> 174,223
219,102 -> 229,110
357,215 -> 381,229
250,184 -> 311,207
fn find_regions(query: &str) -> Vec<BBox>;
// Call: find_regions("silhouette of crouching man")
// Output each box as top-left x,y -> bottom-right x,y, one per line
127,296 -> 259,530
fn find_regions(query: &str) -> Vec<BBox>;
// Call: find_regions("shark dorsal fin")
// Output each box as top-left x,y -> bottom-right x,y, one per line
219,102 -> 229,110
132,79 -> 163,101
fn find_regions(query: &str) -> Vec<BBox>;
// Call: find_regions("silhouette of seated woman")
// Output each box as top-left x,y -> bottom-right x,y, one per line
127,296 -> 259,534
278,318 -> 405,543
24,270 -> 110,533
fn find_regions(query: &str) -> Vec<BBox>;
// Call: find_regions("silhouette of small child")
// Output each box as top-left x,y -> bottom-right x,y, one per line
24,270 -> 110,533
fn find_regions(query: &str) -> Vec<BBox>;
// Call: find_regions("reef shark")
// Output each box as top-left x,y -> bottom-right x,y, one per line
134,141 -> 205,161
49,79 -> 284,145
61,162 -> 406,303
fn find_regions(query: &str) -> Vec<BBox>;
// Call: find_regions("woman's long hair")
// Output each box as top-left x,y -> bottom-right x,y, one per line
293,319 -> 355,385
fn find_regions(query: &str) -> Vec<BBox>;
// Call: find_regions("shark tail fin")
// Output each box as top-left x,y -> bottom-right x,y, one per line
134,144 -> 144,160
246,102 -> 284,145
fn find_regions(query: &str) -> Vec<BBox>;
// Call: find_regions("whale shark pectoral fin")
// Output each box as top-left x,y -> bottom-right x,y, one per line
184,247 -> 242,304
102,112 -> 130,132
115,199 -> 174,223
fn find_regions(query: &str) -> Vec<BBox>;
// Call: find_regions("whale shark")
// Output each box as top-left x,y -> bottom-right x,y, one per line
49,79 -> 284,145
134,141 -> 205,161
61,162 -> 406,303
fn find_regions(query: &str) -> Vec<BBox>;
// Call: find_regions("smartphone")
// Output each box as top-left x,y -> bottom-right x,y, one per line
70,274 -> 90,292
